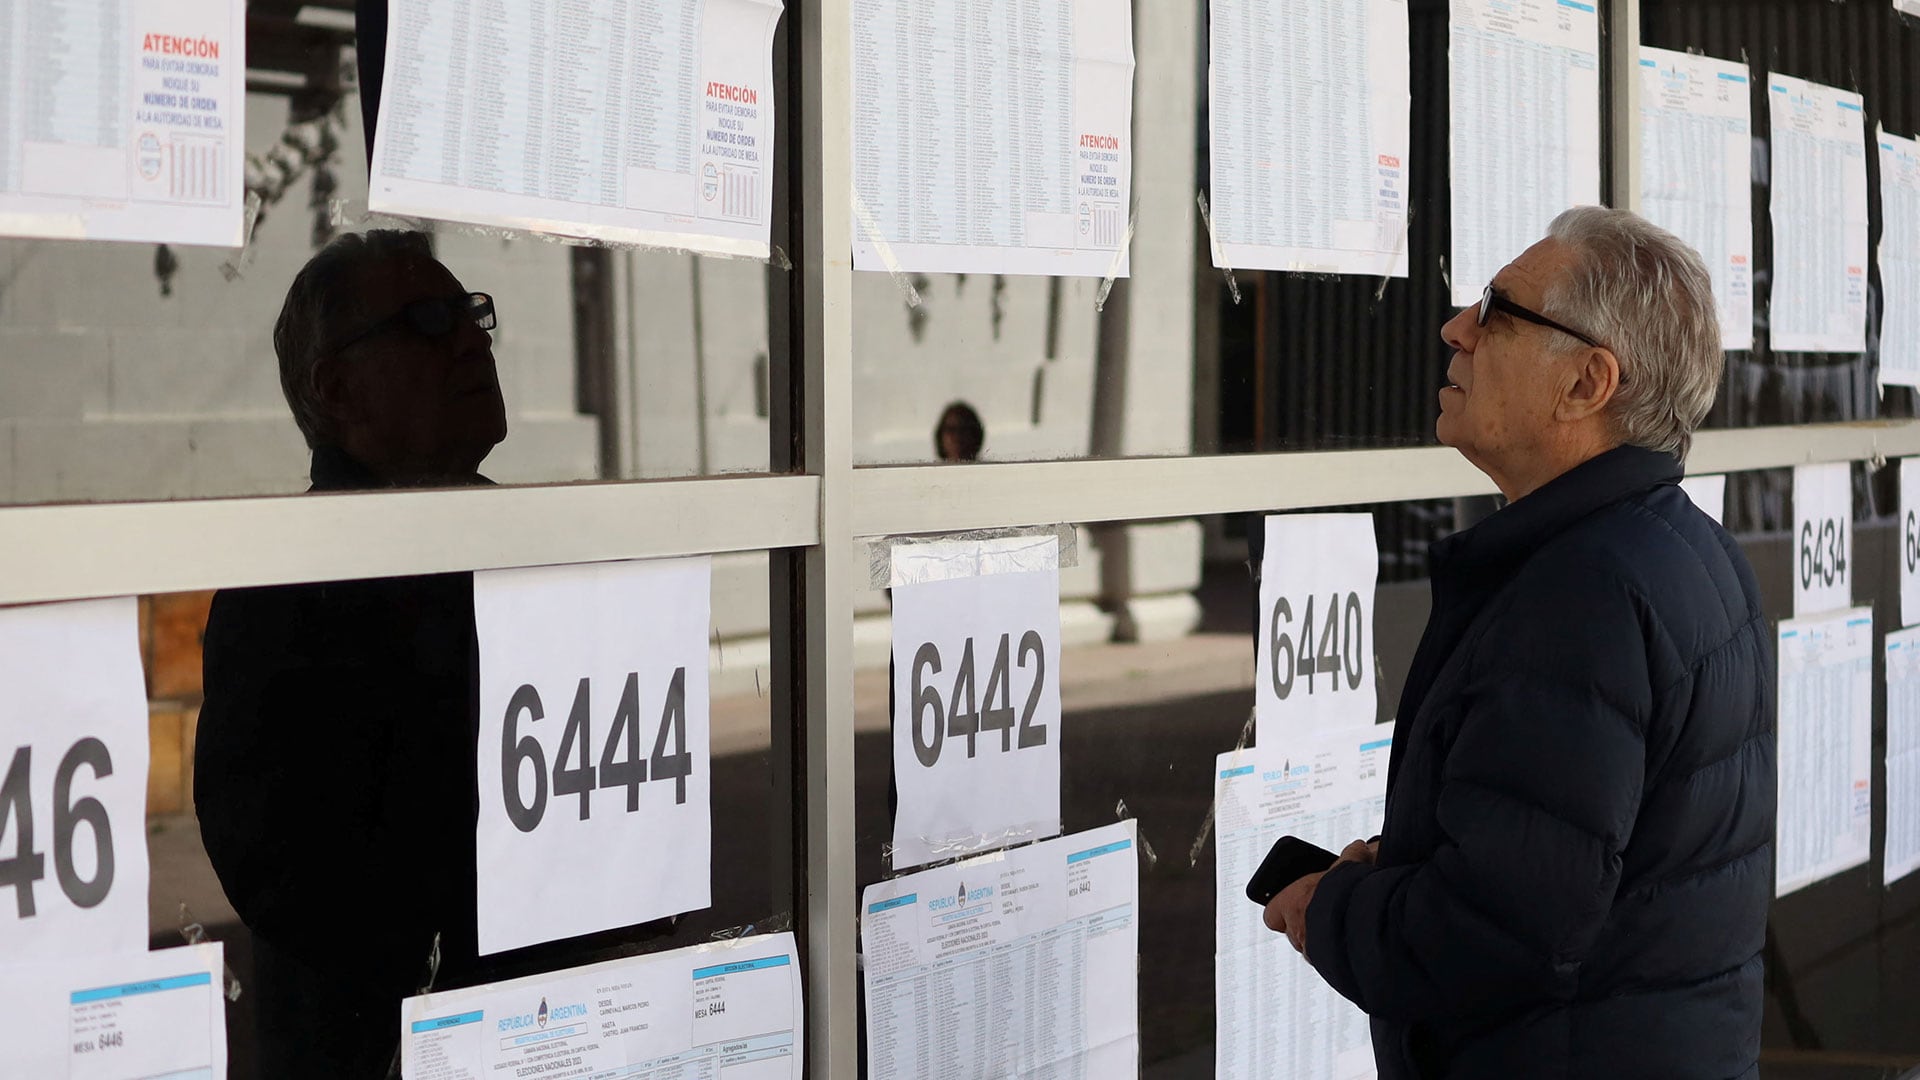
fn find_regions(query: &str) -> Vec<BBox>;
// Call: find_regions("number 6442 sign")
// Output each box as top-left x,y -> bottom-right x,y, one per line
1256,514 -> 1379,745
890,537 -> 1063,870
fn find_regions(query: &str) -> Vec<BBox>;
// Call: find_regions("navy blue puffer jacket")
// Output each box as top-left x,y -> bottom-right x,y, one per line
1305,445 -> 1775,1080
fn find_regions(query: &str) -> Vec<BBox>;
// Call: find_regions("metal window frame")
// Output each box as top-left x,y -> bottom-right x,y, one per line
14,0 -> 1912,1075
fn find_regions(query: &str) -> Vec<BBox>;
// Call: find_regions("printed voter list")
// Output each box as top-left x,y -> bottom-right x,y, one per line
1878,127 -> 1920,390
1768,74 -> 1869,354
850,0 -> 1136,278
402,933 -> 801,1079
861,821 -> 1140,1079
889,535 -> 1064,870
473,557 -> 713,954
0,944 -> 227,1079
371,0 -> 785,257
0,0 -> 246,245
0,598 -> 152,964
1639,48 -> 1754,350
1208,0 -> 1411,278
1447,0 -> 1602,306
1215,726 -> 1393,1080
1775,609 -> 1873,897
1883,626 -> 1920,888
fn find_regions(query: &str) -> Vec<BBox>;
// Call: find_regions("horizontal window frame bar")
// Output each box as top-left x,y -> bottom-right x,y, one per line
0,473 -> 819,605
850,421 -> 1920,537
3,420 -> 1913,605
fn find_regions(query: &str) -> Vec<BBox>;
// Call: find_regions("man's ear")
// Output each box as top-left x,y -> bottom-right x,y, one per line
312,355 -> 356,427
1558,347 -> 1621,423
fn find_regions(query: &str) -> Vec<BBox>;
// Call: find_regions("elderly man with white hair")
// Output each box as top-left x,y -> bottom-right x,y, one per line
1265,206 -> 1775,1080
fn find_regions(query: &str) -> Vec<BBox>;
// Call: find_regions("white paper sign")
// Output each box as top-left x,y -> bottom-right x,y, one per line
0,0 -> 246,246
849,0 -> 1136,278
861,821 -> 1139,1079
1447,0 -> 1602,305
0,598 -> 150,963
1639,48 -> 1754,350
1792,462 -> 1853,616
889,536 -> 1063,870
1882,626 -> 1920,887
1215,724 -> 1391,1080
474,558 -> 712,955
1775,608 -> 1873,897
0,944 -> 226,1079
402,932 -> 801,1079
1256,514 -> 1379,749
1903,458 -> 1920,629
1679,474 -> 1727,526
1899,0 -> 1920,19
1878,128 -> 1920,389
1767,74 -> 1869,353
371,0 -> 785,258
1208,0 -> 1411,278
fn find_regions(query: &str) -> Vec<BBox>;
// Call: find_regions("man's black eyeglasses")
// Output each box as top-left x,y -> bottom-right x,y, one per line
1477,284 -> 1602,350
336,292 -> 497,354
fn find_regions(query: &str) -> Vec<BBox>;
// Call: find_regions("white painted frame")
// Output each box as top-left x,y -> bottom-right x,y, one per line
15,0 -> 1910,1075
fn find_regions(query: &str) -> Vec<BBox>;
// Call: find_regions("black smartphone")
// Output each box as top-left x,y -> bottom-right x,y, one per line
1245,836 -> 1339,906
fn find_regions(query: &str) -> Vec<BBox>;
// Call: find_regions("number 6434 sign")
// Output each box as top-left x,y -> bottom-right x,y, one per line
1256,514 -> 1379,745
890,537 -> 1064,870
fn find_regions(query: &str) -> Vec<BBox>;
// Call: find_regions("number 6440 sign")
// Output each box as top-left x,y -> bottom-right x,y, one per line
1256,514 -> 1379,741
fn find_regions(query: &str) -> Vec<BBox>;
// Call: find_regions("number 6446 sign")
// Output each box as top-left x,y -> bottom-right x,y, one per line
0,598 -> 150,963
1256,514 -> 1379,745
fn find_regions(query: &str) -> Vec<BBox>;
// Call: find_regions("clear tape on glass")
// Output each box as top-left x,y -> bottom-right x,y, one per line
1189,707 -> 1256,867
324,197 -> 780,263
868,523 -> 1078,590
1115,799 -> 1157,870
216,192 -> 266,283
851,191 -> 924,307
1196,189 -> 1242,306
1375,215 -> 1409,302
1093,195 -> 1140,313
886,823 -> 1045,872
176,903 -> 244,1003
707,910 -> 794,941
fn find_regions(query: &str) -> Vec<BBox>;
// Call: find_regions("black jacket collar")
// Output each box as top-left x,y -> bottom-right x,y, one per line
309,444 -> 385,492
308,445 -> 495,492
1431,444 -> 1684,590
1388,444 -> 1685,795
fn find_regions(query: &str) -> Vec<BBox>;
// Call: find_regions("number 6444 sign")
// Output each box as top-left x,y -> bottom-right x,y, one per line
475,558 -> 712,956
1256,514 -> 1379,745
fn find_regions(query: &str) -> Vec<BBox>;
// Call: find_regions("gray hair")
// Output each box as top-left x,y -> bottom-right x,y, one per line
273,229 -> 434,448
1542,206 -> 1722,461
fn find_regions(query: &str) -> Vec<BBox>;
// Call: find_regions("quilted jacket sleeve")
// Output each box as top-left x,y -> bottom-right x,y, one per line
1305,569 -> 1655,1026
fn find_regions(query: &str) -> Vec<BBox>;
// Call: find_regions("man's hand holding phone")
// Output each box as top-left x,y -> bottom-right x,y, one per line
1254,838 -> 1376,957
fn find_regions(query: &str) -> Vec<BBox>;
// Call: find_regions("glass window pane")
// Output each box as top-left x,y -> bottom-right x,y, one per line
138,555 -> 780,1073
0,19 -> 785,505
1643,0 -> 1920,431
